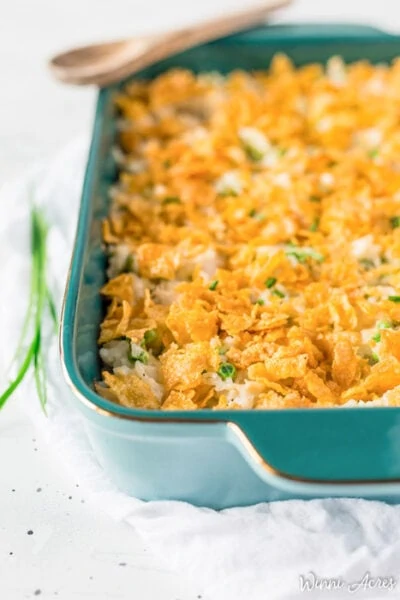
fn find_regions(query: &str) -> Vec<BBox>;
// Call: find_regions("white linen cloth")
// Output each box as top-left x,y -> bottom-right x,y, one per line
2,138 -> 400,600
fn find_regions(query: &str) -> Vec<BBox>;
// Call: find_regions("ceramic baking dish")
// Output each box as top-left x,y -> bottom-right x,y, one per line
61,23 -> 400,509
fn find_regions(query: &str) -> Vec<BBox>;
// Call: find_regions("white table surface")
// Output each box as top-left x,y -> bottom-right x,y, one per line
2,1 -> 400,598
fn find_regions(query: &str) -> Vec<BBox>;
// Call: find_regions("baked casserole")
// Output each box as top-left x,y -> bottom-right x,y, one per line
96,54 -> 400,411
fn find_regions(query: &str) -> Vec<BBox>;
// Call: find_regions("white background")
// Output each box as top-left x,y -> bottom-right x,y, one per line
2,1 -> 400,599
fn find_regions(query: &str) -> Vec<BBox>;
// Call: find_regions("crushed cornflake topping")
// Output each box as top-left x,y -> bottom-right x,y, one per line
97,55 -> 400,410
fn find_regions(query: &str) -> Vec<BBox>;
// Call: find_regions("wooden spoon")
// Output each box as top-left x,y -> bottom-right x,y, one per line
50,0 -> 291,87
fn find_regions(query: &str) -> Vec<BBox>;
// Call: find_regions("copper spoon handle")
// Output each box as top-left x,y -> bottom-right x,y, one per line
50,0 -> 291,86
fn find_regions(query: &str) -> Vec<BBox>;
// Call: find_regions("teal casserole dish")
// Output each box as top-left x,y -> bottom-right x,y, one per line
61,23 -> 400,509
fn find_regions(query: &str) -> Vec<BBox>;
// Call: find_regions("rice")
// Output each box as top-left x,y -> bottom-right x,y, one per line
100,339 -> 132,369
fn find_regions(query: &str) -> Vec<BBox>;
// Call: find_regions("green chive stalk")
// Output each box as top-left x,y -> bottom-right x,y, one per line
0,206 -> 57,413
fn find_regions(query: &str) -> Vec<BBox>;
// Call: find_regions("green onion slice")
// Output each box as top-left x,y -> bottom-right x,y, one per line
390,216 -> 400,229
209,280 -> 219,291
265,277 -> 277,289
285,246 -> 324,263
217,362 -> 237,381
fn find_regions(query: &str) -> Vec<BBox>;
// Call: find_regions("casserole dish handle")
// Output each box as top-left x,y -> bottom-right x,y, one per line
228,409 -> 400,497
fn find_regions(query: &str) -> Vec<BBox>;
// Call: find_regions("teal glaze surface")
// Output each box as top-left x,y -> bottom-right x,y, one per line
61,23 -> 400,507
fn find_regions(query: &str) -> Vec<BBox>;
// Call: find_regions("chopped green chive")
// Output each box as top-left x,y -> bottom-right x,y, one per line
217,362 -> 237,381
310,195 -> 321,203
129,349 -> 149,364
309,218 -> 319,232
249,209 -> 265,220
209,280 -> 219,291
377,319 -> 393,330
244,146 -> 264,162
390,216 -> 400,229
138,351 -> 149,363
121,254 -> 134,273
272,289 -> 285,299
246,146 -> 264,162
371,319 -> 398,344
288,252 -> 307,264
218,188 -> 239,198
388,295 -> 400,303
369,352 -> 380,366
265,277 -> 277,289
285,247 -> 324,263
368,148 -> 379,159
141,329 -> 163,356
359,258 -> 375,270
162,196 -> 181,205
255,298 -> 265,305
144,329 -> 157,345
